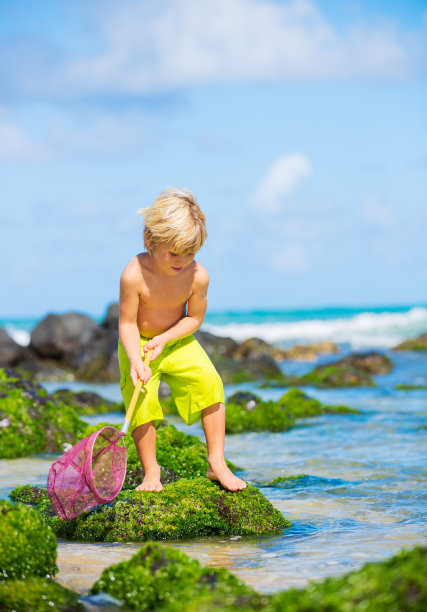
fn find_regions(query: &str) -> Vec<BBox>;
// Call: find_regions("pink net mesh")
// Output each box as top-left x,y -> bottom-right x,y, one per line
47,426 -> 127,521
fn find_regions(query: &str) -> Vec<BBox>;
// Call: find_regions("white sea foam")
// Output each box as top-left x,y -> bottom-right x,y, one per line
5,326 -> 31,346
202,307 -> 427,349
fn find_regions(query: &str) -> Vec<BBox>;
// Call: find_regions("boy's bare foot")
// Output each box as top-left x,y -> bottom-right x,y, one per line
207,461 -> 247,491
135,467 -> 163,492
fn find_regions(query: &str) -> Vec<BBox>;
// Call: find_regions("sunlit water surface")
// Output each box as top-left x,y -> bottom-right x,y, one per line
1,351 -> 426,596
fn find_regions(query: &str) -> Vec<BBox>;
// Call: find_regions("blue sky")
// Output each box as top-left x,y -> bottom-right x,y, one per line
0,0 -> 426,318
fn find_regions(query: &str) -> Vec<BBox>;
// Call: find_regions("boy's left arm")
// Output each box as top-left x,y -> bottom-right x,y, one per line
144,268 -> 208,360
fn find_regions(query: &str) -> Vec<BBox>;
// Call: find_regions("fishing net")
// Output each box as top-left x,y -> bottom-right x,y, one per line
47,426 -> 127,521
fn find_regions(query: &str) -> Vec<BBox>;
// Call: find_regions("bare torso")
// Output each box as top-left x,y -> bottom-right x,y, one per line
134,253 -> 197,337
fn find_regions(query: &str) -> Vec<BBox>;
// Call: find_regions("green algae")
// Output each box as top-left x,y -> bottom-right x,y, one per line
0,577 -> 83,612
90,541 -> 267,612
265,545 -> 427,612
225,388 -> 357,434
91,542 -> 427,612
395,383 -> 427,390
12,479 -> 290,543
0,500 -> 57,581
0,368 -> 87,459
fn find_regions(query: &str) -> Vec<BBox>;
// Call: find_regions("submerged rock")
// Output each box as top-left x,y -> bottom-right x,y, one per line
225,388 -> 357,434
0,499 -> 57,580
393,332 -> 427,352
90,540 -> 266,611
12,479 -> 290,543
297,351 -> 393,388
265,545 -> 427,612
282,341 -> 339,361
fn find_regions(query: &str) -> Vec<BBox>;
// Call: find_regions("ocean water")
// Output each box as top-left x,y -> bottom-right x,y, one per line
2,304 -> 427,350
1,305 -> 427,599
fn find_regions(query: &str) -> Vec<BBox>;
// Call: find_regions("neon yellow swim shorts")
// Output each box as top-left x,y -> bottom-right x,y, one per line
118,334 -> 225,435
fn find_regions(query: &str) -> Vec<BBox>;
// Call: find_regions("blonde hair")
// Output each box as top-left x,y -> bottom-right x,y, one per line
138,188 -> 207,254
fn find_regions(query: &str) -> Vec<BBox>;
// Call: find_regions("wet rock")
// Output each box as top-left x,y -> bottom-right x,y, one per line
297,351 -> 393,388
102,302 -> 119,331
233,337 -> 288,361
30,312 -> 118,381
194,330 -> 239,358
0,499 -> 57,580
225,388 -> 357,434
0,367 -> 87,458
393,332 -> 427,352
18,478 -> 290,543
0,327 -> 31,367
51,389 -> 122,415
90,541 -> 265,611
15,358 -> 75,382
282,341 -> 339,361
266,546 -> 427,612
0,577 -> 84,611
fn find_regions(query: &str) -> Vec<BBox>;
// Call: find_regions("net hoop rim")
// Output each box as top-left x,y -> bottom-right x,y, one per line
85,426 -> 127,503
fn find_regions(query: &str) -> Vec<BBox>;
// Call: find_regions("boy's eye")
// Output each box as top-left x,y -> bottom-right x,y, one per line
169,252 -> 178,257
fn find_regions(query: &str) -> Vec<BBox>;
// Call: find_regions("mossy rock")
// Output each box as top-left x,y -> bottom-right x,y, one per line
90,541 -> 267,611
0,577 -> 83,612
225,388 -> 357,434
0,500 -> 57,581
296,352 -> 393,388
81,421 -> 238,487
0,368 -> 87,458
50,388 -> 124,415
393,332 -> 427,352
265,545 -> 427,612
13,479 -> 290,543
395,383 -> 427,390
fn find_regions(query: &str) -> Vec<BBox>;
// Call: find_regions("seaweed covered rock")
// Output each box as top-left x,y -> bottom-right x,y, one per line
393,332 -> 427,352
265,545 -> 427,612
297,351 -> 393,388
0,500 -> 57,580
90,541 -> 266,612
0,578 -> 83,612
14,479 -> 290,543
50,388 -> 123,415
0,368 -> 87,458
225,388 -> 357,434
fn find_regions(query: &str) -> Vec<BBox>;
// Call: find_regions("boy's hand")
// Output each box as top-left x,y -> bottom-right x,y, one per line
130,360 -> 152,392
144,335 -> 167,361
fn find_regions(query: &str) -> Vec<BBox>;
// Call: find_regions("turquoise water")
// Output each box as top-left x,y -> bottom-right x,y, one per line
3,303 -> 427,349
1,350 -> 426,595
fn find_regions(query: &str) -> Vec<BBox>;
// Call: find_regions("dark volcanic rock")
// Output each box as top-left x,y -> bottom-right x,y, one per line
298,351 -> 393,388
393,332 -> 427,352
0,327 -> 31,367
30,312 -> 118,381
102,303 -> 119,331
195,330 -> 239,358
233,337 -> 288,361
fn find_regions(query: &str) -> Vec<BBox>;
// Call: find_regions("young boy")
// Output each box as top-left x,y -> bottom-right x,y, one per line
118,187 -> 246,493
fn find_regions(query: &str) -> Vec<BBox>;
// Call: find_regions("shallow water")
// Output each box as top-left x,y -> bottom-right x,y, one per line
1,350 -> 426,596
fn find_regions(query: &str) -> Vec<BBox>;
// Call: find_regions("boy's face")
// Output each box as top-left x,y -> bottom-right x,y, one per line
150,242 -> 195,276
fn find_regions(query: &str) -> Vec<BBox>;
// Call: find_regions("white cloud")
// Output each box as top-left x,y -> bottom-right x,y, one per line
270,243 -> 308,273
0,111 -> 45,160
2,0 -> 424,100
252,153 -> 311,212
358,196 -> 396,229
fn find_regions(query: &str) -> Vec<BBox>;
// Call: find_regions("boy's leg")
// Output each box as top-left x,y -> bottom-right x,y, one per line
132,421 -> 163,492
202,402 -> 246,491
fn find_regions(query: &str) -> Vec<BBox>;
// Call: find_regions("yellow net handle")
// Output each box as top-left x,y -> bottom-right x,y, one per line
121,349 -> 153,435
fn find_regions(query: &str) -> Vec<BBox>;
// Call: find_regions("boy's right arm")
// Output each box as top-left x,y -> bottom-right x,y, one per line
119,267 -> 151,390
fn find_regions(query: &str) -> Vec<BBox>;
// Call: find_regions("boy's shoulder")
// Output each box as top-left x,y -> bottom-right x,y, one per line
193,261 -> 209,286
120,254 -> 147,284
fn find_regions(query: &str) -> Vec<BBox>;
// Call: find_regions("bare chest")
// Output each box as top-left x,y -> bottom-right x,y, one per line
139,275 -> 193,310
